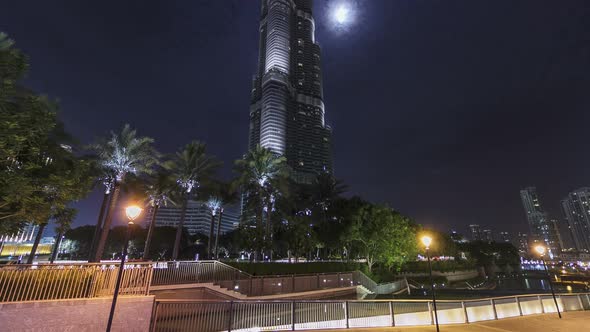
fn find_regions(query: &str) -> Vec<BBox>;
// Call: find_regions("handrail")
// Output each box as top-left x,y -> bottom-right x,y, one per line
152,292 -> 589,304
151,292 -> 590,331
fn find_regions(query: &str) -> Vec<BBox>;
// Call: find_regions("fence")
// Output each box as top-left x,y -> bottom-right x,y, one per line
0,260 -> 405,303
0,262 -> 153,302
151,292 -> 590,332
150,261 -> 406,297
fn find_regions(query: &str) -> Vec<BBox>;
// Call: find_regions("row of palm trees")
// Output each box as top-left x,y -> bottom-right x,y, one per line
87,125 -> 287,262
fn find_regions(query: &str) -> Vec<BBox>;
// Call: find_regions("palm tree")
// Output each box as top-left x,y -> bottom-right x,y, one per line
171,141 -> 220,260
89,124 -> 157,262
88,172 -> 114,261
50,207 -> 76,263
142,171 -> 176,260
213,182 -> 239,259
205,197 -> 221,259
234,145 -> 287,260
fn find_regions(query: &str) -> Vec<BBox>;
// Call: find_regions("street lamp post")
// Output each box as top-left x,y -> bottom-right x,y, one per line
422,235 -> 440,332
535,245 -> 561,319
106,205 -> 143,332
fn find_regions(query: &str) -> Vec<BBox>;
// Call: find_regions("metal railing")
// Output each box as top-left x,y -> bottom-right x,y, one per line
0,262 -> 153,302
151,292 -> 590,332
149,261 -> 406,297
0,260 -> 405,302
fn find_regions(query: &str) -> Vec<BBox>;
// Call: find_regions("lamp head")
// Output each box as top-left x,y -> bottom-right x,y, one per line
534,245 -> 546,256
125,205 -> 143,221
421,235 -> 433,249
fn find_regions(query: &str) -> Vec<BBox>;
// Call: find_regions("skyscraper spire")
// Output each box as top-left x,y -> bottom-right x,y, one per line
249,0 -> 333,184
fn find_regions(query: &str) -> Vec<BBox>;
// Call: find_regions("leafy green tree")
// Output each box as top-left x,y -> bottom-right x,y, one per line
0,33 -> 93,242
170,141 -> 220,260
89,124 -> 157,261
275,215 -> 317,262
64,225 -> 96,259
50,207 -> 77,263
345,204 -> 418,272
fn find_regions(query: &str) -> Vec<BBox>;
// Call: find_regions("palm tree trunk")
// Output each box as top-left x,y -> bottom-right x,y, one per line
207,213 -> 215,259
27,223 -> 47,264
256,191 -> 264,261
142,205 -> 159,260
214,208 -> 223,259
88,191 -> 111,261
266,206 -> 272,261
50,232 -> 63,263
172,197 -> 188,260
93,182 -> 121,262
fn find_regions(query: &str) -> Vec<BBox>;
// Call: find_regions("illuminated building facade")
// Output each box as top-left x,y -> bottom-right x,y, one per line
561,188 -> 590,252
147,200 -> 239,236
519,187 -> 561,257
248,0 -> 333,183
469,224 -> 481,241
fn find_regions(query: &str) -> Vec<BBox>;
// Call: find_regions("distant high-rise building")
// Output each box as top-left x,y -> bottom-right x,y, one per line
482,229 -> 493,242
248,0 -> 333,184
517,232 -> 529,255
520,187 -> 561,257
561,188 -> 590,252
499,231 -> 510,243
469,224 -> 481,241
146,200 -> 239,236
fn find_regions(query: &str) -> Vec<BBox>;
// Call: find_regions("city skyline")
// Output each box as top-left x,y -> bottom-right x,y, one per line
1,1 -> 589,235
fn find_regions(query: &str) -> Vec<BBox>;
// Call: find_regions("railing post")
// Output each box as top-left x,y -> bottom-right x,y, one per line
389,301 -> 395,326
560,295 -> 566,312
344,301 -> 349,328
227,301 -> 233,332
213,261 -> 218,284
462,301 -> 469,323
577,294 -> 584,310
249,276 -> 253,296
516,296 -> 523,316
491,299 -> 498,319
538,295 -> 545,313
291,301 -> 296,331
428,301 -> 434,325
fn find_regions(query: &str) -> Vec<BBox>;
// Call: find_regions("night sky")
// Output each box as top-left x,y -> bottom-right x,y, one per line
2,1 -> 590,243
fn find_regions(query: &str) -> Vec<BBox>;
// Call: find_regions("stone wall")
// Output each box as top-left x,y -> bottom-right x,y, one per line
0,295 -> 154,332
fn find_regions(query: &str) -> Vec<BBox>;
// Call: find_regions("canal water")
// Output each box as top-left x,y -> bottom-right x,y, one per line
364,277 -> 588,300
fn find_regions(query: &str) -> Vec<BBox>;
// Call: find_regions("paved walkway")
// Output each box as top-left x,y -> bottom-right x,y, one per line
310,311 -> 590,332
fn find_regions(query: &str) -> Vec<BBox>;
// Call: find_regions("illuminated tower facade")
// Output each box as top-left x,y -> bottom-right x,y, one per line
520,187 -> 561,257
248,0 -> 333,183
561,188 -> 590,252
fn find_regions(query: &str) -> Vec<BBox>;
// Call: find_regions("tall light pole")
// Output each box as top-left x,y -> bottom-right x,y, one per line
422,235 -> 439,332
106,205 -> 143,332
535,245 -> 561,319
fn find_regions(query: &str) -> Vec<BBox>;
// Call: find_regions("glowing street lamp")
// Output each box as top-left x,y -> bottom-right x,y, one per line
535,244 -> 561,319
106,205 -> 143,332
421,235 -> 439,332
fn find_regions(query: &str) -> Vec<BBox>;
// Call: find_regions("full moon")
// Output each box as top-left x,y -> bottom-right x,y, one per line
334,5 -> 350,25
328,1 -> 356,31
